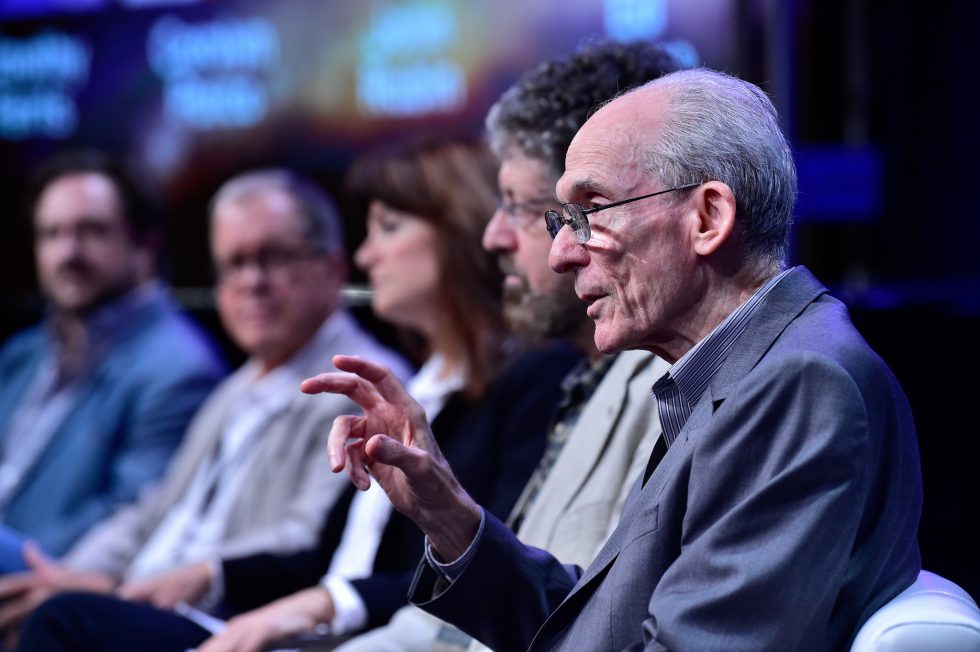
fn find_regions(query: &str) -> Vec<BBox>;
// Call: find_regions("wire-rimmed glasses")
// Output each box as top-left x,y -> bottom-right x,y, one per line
544,182 -> 701,243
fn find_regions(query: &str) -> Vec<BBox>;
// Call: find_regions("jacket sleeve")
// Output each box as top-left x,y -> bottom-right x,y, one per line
414,353 -> 914,652
410,510 -> 580,652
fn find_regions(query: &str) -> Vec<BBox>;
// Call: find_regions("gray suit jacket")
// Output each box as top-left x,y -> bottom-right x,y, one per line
413,267 -> 922,652
65,310 -> 411,580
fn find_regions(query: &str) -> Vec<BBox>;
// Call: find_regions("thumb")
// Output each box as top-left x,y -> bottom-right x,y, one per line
365,434 -> 424,471
21,541 -> 53,572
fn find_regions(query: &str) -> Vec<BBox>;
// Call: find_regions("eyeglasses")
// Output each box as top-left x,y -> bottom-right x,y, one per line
544,182 -> 701,243
496,196 -> 559,228
215,245 -> 321,286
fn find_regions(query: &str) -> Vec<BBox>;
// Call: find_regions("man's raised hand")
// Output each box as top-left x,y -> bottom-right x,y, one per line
301,355 -> 481,560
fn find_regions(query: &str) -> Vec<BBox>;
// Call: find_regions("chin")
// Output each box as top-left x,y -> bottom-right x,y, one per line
592,329 -> 628,355
372,301 -> 414,330
232,330 -> 275,355
52,292 -> 103,314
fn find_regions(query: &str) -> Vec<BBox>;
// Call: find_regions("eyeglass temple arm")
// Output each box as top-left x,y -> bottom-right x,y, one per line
580,182 -> 702,215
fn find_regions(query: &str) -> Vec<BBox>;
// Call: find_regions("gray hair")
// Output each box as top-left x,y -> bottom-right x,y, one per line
486,39 -> 681,180
209,169 -> 345,255
637,68 -> 797,271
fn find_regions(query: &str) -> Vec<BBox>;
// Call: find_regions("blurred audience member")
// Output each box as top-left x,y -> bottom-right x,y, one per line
335,38 -> 680,652
16,136 -> 580,652
0,169 -> 410,639
0,151 -> 224,565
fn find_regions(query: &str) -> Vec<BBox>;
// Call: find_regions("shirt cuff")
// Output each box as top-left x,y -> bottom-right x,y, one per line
423,509 -> 485,582
198,557 -> 224,610
321,574 -> 367,634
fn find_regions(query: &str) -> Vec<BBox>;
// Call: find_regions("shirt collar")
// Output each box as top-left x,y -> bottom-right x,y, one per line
660,268 -> 790,413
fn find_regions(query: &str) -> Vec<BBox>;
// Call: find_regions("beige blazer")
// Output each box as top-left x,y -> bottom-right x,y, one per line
64,310 -> 411,580
509,349 -> 670,568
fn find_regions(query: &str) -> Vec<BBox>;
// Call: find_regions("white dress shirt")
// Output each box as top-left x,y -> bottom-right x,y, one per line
322,353 -> 463,634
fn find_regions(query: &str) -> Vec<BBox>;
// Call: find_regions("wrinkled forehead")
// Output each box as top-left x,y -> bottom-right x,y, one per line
558,89 -> 666,202
558,125 -> 644,202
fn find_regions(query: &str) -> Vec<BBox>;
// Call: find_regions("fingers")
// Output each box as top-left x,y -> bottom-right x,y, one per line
0,588 -> 42,632
327,415 -> 366,472
197,632 -> 233,652
116,580 -> 144,601
21,541 -> 51,573
300,372 -> 384,411
198,620 -> 267,652
331,355 -> 416,407
0,573 -> 35,602
341,433 -> 424,493
117,579 -> 160,605
344,438 -> 372,491
303,356 -> 417,414
364,434 -> 425,472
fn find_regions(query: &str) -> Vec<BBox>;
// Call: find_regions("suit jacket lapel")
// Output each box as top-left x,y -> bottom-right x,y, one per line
542,352 -> 655,522
707,267 -> 826,405
151,365 -> 254,514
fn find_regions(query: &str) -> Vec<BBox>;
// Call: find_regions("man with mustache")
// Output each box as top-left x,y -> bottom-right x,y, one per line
0,151 -> 224,566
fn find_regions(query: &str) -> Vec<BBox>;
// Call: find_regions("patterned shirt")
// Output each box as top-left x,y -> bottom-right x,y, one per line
652,269 -> 790,448
508,355 -> 616,533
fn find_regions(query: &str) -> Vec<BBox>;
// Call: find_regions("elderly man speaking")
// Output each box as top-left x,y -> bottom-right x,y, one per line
305,68 -> 922,652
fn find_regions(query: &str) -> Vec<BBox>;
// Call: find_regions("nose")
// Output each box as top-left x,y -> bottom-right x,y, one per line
482,209 -> 517,253
234,260 -> 271,292
548,225 -> 590,274
353,238 -> 374,271
49,230 -> 84,262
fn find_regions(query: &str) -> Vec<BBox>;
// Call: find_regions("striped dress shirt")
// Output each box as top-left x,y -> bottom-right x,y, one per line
651,269 -> 790,448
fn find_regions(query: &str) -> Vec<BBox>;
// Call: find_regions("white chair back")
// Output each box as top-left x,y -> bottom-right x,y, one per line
850,570 -> 980,651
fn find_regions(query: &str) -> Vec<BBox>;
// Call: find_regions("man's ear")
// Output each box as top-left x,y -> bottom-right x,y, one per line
691,181 -> 737,257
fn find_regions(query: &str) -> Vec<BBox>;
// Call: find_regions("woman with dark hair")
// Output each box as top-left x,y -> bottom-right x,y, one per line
346,135 -> 506,398
17,136 -> 581,652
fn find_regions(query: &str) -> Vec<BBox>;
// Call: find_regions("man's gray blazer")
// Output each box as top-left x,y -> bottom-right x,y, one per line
65,310 -> 411,580
412,267 -> 922,652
